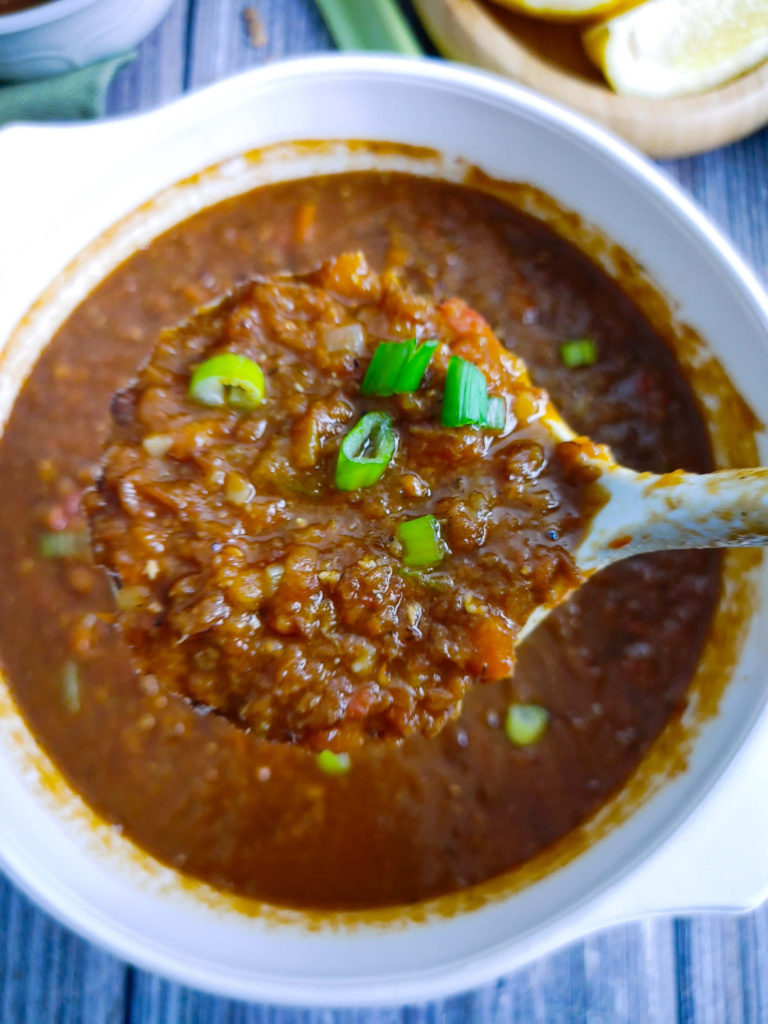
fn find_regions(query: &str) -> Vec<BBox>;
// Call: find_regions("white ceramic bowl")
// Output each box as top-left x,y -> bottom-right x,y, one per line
0,0 -> 176,81
1,55 -> 768,1005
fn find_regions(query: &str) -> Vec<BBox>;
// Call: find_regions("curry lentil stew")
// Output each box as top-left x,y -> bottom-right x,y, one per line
0,173 -> 719,908
0,0 -> 52,11
86,252 -> 598,750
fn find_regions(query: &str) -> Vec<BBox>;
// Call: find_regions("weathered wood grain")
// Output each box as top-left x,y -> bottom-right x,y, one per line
107,0 -> 190,115
185,0 -> 333,91
665,126 -> 768,283
0,875 -> 127,1024
1,1 -> 767,1021
740,904 -> 768,1023
675,915 -> 747,1024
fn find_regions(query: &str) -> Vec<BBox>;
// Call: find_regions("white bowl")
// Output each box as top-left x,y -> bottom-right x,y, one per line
0,0 -> 176,81
0,55 -> 768,1005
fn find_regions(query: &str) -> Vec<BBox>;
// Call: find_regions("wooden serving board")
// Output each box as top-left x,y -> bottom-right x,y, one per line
414,0 -> 768,158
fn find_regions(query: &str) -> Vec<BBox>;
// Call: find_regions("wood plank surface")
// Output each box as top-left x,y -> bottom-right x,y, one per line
1,1 -> 767,1020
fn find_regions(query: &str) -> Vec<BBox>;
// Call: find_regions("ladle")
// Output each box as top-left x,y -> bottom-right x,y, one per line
520,404 -> 768,640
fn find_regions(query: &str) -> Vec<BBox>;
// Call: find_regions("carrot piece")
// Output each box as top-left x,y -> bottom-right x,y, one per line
293,202 -> 316,245
468,615 -> 516,681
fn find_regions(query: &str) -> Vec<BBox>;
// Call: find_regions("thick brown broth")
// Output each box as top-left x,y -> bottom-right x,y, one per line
0,173 -> 719,908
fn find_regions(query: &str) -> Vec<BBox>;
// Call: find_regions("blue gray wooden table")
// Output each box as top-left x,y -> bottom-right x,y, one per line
2,2 -> 768,1020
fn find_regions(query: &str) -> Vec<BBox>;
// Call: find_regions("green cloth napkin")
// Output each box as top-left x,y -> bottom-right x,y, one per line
0,51 -> 135,127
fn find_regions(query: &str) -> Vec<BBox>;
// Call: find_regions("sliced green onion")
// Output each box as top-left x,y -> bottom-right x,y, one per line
442,356 -> 489,427
484,396 -> 506,431
397,514 -> 447,568
392,340 -> 438,392
61,660 -> 81,713
400,568 -> 453,590
505,703 -> 550,746
314,0 -> 424,54
39,529 -> 89,559
560,339 -> 597,368
361,342 -> 409,396
361,339 -> 438,396
316,750 -> 351,776
335,412 -> 396,491
189,353 -> 266,411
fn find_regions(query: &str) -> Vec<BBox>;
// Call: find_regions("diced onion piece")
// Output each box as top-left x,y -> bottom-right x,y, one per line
505,703 -> 550,746
335,412 -> 397,491
350,638 -> 376,674
142,433 -> 173,457
361,338 -> 438,396
323,323 -> 366,354
189,353 -> 266,411
115,584 -> 151,612
264,564 -> 285,596
265,564 -> 284,585
397,514 -> 447,568
442,356 -> 489,427
560,338 -> 597,368
225,471 -> 256,506
316,750 -> 351,775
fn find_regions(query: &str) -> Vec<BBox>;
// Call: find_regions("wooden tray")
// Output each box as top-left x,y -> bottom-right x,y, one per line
414,0 -> 768,158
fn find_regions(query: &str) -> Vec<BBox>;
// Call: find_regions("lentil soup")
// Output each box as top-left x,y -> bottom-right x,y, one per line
0,173 -> 719,909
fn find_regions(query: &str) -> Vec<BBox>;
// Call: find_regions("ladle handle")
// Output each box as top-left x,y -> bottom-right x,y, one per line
576,466 -> 768,572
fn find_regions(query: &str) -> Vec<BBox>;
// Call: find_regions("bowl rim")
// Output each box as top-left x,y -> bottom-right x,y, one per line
1,51 -> 768,1005
0,0 -> 151,33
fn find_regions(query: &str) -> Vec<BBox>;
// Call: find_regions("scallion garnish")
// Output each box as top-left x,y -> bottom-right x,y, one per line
484,396 -> 506,431
393,340 -> 438,392
335,411 -> 397,491
361,342 -> 408,395
61,660 -> 81,713
189,353 -> 266,410
39,529 -> 89,559
441,356 -> 489,427
397,514 -> 447,568
361,339 -> 438,396
316,750 -> 351,775
505,703 -> 550,746
560,339 -> 597,368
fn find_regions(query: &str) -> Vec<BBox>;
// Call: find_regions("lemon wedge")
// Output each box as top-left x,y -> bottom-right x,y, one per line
584,0 -> 768,98
490,0 -> 631,21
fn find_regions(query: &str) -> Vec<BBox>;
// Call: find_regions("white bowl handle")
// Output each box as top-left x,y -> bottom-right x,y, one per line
0,117 -> 152,298
578,706 -> 768,932
0,116 -> 153,206
0,112 -> 177,364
